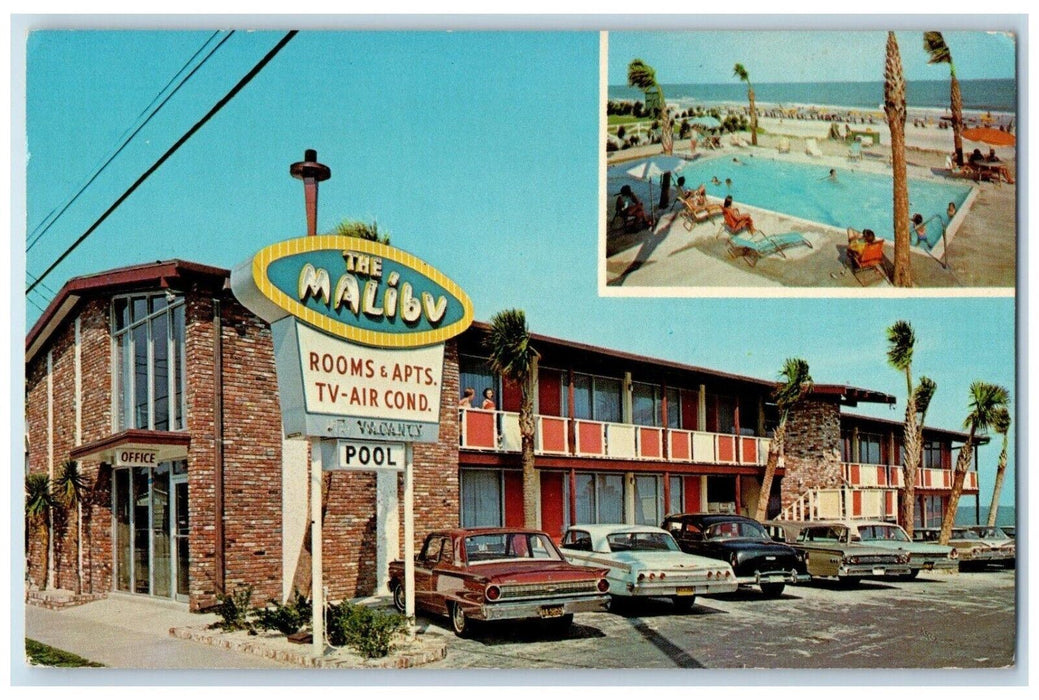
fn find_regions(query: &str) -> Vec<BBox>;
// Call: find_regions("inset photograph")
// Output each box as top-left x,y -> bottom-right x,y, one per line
604,31 -> 1017,290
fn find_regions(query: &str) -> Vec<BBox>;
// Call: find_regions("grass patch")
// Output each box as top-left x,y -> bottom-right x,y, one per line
25,638 -> 104,667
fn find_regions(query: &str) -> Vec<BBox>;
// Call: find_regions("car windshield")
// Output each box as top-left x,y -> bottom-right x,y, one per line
704,520 -> 770,541
606,531 -> 680,552
464,533 -> 563,563
973,527 -> 1008,539
951,529 -> 981,540
857,525 -> 910,542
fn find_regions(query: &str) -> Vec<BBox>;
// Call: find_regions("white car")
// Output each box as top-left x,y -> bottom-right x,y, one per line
560,524 -> 738,612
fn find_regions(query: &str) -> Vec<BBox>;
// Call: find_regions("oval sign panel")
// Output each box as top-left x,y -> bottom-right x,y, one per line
231,236 -> 474,348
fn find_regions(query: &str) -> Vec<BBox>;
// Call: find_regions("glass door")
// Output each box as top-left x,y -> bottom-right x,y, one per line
172,476 -> 189,602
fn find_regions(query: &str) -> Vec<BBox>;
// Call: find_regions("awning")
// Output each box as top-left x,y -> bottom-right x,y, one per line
70,429 -> 191,466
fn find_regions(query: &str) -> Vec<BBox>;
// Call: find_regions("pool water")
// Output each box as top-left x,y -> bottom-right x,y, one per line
675,155 -> 972,246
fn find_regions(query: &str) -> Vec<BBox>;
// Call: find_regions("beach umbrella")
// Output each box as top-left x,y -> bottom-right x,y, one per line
961,127 -> 1016,147
625,155 -> 686,216
690,115 -> 722,129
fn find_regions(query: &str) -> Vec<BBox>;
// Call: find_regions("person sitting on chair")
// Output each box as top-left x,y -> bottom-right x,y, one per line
722,195 -> 754,233
847,228 -> 877,259
616,185 -> 653,230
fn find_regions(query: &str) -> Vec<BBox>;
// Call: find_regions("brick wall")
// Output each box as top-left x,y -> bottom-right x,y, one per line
780,398 -> 843,512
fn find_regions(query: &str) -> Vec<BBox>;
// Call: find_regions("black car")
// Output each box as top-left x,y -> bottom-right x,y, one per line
662,513 -> 810,597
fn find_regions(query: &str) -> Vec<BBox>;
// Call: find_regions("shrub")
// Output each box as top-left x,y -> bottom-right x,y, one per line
326,601 -> 409,659
253,589 -> 312,635
209,585 -> 254,632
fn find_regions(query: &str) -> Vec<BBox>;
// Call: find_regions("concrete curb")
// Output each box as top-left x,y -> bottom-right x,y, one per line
169,626 -> 447,668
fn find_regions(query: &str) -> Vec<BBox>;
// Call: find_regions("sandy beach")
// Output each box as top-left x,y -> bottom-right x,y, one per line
604,111 -> 1016,289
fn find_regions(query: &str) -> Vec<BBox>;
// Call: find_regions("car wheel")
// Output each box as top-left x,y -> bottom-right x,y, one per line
450,602 -> 472,638
838,576 -> 862,588
760,582 -> 786,597
671,596 -> 696,613
391,580 -> 407,613
898,569 -> 920,581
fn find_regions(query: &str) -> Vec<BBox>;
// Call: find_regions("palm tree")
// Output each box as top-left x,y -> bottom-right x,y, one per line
754,358 -> 812,522
25,473 -> 54,590
733,63 -> 758,146
924,32 -> 965,166
628,58 -> 673,155
485,309 -> 541,528
886,320 -> 923,535
54,460 -> 86,594
884,32 -> 912,287
939,382 -> 1009,544
329,218 -> 390,245
985,407 -> 1012,528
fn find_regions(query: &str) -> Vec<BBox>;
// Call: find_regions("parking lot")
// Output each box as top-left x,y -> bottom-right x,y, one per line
419,568 -> 1017,670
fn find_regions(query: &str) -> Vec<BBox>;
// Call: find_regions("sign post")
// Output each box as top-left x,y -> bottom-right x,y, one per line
231,150 -> 472,659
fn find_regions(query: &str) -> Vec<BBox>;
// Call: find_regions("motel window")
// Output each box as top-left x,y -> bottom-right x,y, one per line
923,441 -> 944,469
571,472 -> 624,525
858,432 -> 882,465
459,355 -> 498,406
460,469 -> 503,528
840,431 -> 854,462
112,294 -> 187,432
631,383 -> 682,428
715,395 -> 737,434
668,476 -> 683,515
566,373 -> 622,423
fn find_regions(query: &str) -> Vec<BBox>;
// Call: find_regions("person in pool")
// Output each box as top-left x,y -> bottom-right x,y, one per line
711,176 -> 721,186
911,213 -> 927,244
947,202 -> 957,219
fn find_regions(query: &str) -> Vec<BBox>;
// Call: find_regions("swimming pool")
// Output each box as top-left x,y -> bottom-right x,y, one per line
675,155 -> 973,247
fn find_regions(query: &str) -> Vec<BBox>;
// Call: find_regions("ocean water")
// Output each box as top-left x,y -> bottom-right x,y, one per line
609,79 -> 1017,114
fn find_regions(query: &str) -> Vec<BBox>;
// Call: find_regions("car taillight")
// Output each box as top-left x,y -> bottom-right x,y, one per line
485,585 -> 501,601
637,572 -> 645,582
723,569 -> 731,578
707,570 -> 714,579
597,578 -> 610,593
949,549 -> 959,560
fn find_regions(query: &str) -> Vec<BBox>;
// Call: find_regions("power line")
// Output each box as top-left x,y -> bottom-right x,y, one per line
26,30 -> 298,296
27,30 -> 232,253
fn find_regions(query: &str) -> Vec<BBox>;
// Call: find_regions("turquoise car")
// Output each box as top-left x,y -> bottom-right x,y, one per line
843,520 -> 959,579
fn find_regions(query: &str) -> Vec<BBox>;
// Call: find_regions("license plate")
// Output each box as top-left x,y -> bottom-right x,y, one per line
923,562 -> 935,570
872,568 -> 885,576
539,605 -> 564,618
675,587 -> 696,596
767,575 -> 785,583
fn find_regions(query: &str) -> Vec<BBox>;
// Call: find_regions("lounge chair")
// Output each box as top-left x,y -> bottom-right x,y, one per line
678,195 -> 724,230
726,231 -> 814,266
848,141 -> 862,161
946,155 -> 998,184
805,138 -> 823,157
730,133 -> 749,148
845,236 -> 889,285
777,137 -> 790,154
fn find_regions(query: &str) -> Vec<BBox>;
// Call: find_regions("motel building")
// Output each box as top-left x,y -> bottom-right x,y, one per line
25,259 -> 982,612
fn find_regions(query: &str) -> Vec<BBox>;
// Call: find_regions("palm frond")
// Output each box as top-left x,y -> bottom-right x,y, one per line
329,218 -> 391,245
484,309 -> 539,385
923,31 -> 951,64
54,460 -> 86,506
733,63 -> 749,83
627,59 -> 657,90
25,473 -> 53,520
773,357 -> 813,411
913,376 -> 937,416
991,406 -> 1011,436
963,381 -> 1010,433
885,320 -> 915,370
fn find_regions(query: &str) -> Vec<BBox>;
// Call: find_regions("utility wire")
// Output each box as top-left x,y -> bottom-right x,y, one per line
27,30 -> 232,253
26,30 -> 298,296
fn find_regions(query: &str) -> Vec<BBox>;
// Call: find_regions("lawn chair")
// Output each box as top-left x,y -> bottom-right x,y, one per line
730,133 -> 749,148
805,138 -> 823,157
721,205 -> 755,235
848,141 -> 862,161
610,195 -> 643,234
777,137 -> 790,153
726,231 -> 813,266
846,238 -> 889,285
678,195 -> 724,230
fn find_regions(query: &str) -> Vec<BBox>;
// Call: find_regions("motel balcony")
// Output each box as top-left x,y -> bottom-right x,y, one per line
841,462 -> 979,492
459,408 -> 771,466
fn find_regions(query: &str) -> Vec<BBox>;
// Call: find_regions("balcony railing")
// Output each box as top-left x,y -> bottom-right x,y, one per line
459,409 -> 768,465
780,487 -> 898,521
842,462 -> 978,491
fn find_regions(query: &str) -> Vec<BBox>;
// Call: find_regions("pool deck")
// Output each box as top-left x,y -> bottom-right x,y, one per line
605,118 -> 1016,289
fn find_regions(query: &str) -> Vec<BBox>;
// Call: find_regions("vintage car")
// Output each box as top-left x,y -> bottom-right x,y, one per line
836,520 -> 958,578
388,528 -> 610,637
968,526 -> 1016,567
661,513 -> 810,597
559,524 -> 737,611
913,527 -> 1005,570
1000,525 -> 1016,539
765,520 -> 912,584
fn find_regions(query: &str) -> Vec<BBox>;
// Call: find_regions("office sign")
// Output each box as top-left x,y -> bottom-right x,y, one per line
231,235 -> 473,348
115,449 -> 160,467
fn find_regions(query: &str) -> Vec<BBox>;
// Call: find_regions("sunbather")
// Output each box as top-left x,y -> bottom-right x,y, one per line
847,227 -> 876,258
616,185 -> 653,230
722,195 -> 755,233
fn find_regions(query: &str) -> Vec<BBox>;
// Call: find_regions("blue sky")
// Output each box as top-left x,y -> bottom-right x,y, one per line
19,30 -> 1016,508
608,31 -> 1017,84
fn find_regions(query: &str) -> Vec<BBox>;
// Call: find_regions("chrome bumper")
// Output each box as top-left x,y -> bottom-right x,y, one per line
911,557 -> 959,572
469,594 -> 610,621
736,570 -> 812,586
623,578 -> 739,597
840,563 -> 913,577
